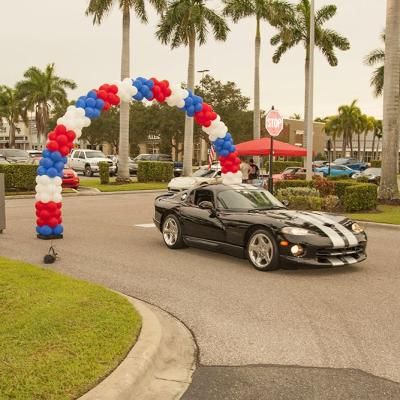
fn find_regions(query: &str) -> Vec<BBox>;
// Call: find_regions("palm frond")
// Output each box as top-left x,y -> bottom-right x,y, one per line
222,0 -> 255,22
85,0 -> 114,24
364,48 -> 385,66
315,4 -> 336,24
371,65 -> 384,97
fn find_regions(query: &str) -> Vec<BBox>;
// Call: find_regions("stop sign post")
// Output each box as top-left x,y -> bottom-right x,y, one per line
265,107 -> 283,193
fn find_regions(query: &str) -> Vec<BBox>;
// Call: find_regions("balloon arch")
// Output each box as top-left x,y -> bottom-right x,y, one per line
35,77 -> 242,239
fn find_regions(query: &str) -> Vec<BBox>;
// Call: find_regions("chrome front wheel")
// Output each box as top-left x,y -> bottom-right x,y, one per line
246,230 -> 279,271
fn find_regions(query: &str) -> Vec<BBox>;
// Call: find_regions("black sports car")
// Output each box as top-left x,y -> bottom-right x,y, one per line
153,184 -> 367,271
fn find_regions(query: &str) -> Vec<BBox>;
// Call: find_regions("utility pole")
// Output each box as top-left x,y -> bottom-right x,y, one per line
305,0 -> 315,180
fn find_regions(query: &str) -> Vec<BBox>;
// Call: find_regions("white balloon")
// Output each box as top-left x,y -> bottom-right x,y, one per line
40,192 -> 51,203
53,193 -> 62,203
53,176 -> 62,186
222,171 -> 243,185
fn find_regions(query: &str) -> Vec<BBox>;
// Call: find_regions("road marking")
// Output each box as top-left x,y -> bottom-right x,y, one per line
135,223 -> 155,228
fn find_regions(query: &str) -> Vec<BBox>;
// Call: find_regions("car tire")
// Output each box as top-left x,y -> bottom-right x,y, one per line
162,214 -> 185,249
84,166 -> 93,177
246,229 -> 280,271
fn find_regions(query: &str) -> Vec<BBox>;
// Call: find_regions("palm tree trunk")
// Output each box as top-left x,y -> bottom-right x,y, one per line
362,132 -> 367,161
376,137 -> 381,159
342,132 -> 346,158
253,16 -> 261,142
379,0 -> 400,200
371,134 -> 376,160
182,32 -> 196,176
333,135 -> 337,160
357,132 -> 361,159
117,7 -> 131,182
303,50 -> 310,160
9,122 -> 16,148
349,131 -> 354,157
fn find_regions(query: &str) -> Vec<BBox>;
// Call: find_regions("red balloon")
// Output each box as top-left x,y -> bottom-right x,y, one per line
56,202 -> 62,209
54,209 -> 61,218
48,132 -> 57,141
48,218 -> 58,228
99,84 -> 110,91
39,210 -> 51,221
224,160 -> 233,168
47,140 -> 59,151
57,135 -> 68,146
97,90 -> 108,100
55,124 -> 67,135
222,167 -> 228,174
59,146 -> 70,156
153,86 -> 161,95
103,102 -> 111,111
66,130 -> 76,142
165,88 -> 172,97
57,217 -> 63,224
108,94 -> 120,106
231,165 -> 239,173
47,202 -> 57,212
109,84 -> 118,94
35,201 -> 45,210
36,218 -> 45,226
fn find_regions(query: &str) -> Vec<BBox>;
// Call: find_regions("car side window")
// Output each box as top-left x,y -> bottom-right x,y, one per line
194,189 -> 214,206
79,152 -> 86,159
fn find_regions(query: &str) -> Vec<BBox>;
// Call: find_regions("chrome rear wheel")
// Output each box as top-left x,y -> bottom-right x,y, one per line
162,214 -> 184,249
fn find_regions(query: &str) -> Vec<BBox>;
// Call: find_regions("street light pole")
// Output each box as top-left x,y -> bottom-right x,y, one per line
305,0 -> 315,180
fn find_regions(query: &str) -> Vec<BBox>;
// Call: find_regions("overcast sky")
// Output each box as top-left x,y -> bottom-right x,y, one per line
1,1 -> 385,119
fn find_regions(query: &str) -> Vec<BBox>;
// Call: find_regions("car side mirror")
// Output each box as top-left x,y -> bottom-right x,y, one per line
282,200 -> 289,207
199,201 -> 214,210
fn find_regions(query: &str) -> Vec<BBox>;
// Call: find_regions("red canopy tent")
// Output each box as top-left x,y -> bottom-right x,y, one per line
235,137 -> 307,157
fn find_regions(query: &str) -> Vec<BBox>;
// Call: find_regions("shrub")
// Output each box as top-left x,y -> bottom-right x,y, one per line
274,179 -> 312,191
99,162 -> 110,184
0,164 -> 37,191
137,161 -> 173,183
356,176 -> 369,183
343,184 -> 377,212
333,180 -> 357,200
281,195 -> 323,211
323,195 -> 340,212
370,160 -> 381,168
265,160 -> 302,174
327,175 -> 351,181
312,176 -> 335,196
277,187 -> 320,198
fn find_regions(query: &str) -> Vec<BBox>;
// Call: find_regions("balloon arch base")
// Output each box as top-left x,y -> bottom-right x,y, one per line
35,76 -> 242,240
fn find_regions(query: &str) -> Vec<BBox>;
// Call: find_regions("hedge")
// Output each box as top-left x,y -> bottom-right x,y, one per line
0,164 -> 37,191
265,160 -> 302,174
99,162 -> 110,184
343,183 -> 377,212
333,180 -> 357,200
274,179 -> 312,191
137,161 -> 173,183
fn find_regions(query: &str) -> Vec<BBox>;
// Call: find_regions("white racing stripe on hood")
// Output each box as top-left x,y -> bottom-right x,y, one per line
297,212 -> 346,248
303,212 -> 358,247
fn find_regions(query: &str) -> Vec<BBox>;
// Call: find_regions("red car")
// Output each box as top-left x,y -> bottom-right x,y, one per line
272,167 -> 307,182
62,167 -> 80,189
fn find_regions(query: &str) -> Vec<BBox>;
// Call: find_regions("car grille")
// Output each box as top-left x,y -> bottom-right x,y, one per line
316,246 -> 364,263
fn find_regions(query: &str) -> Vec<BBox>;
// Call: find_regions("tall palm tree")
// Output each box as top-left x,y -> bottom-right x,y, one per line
86,0 -> 166,182
271,0 -> 350,152
364,32 -> 385,97
337,100 -> 361,158
379,0 -> 400,200
222,0 -> 292,148
360,115 -> 376,162
0,86 -> 28,148
16,64 -> 76,147
324,115 -> 342,160
157,0 -> 229,176
371,119 -> 382,161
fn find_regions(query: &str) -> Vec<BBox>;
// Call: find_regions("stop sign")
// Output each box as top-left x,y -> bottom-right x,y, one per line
265,109 -> 283,137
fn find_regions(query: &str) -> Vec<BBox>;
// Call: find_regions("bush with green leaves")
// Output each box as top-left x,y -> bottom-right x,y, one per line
137,161 -> 173,183
98,162 -> 110,184
277,187 -> 320,198
356,176 -> 369,183
323,195 -> 340,212
343,184 -> 377,212
264,160 -> 302,174
0,164 -> 37,191
281,195 -> 323,211
312,176 -> 335,196
274,179 -> 312,191
327,175 -> 351,181
333,180 -> 357,200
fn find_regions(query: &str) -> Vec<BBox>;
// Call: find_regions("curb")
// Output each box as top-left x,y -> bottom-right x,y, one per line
79,297 -> 196,400
356,220 -> 400,230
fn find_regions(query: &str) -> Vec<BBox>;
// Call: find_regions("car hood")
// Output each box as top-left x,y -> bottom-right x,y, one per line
169,176 -> 217,189
87,158 -> 112,163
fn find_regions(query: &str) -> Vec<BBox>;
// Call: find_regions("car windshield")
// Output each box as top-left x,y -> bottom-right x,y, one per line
1,149 -> 28,157
86,151 -> 106,158
217,189 -> 284,210
192,168 -> 218,177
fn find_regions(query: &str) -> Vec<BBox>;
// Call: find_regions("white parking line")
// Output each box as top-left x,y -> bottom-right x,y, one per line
135,223 -> 156,228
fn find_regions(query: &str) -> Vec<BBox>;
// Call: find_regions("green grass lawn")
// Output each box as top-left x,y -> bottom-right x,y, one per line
80,178 -> 167,192
347,205 -> 400,225
0,258 -> 141,400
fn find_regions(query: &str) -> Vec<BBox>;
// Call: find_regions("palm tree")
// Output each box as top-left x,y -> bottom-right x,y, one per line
271,0 -> 350,152
157,0 -> 229,176
86,0 -> 166,182
16,64 -> 76,147
337,100 -> 361,158
359,115 -> 376,162
364,32 -> 385,97
290,113 -> 301,120
379,0 -> 400,200
0,86 -> 28,147
371,119 -> 382,160
223,0 -> 292,148
324,115 -> 342,160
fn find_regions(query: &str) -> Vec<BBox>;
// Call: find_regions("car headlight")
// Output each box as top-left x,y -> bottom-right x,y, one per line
351,222 -> 364,234
281,227 -> 312,235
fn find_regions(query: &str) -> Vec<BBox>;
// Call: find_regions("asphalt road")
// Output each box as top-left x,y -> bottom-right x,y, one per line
2,193 -> 400,399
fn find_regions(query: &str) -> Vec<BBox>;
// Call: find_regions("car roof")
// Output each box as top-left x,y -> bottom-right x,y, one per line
192,183 -> 260,193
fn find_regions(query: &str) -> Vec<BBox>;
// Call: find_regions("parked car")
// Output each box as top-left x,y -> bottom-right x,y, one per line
333,158 -> 369,171
62,167 -> 80,189
0,148 -> 30,164
352,168 -> 381,184
107,155 -> 136,175
315,164 -> 355,178
168,165 -> 222,192
154,183 -> 367,271
0,156 -> 10,165
273,167 -> 307,181
68,149 -> 116,177
131,153 -> 183,177
312,160 -> 329,168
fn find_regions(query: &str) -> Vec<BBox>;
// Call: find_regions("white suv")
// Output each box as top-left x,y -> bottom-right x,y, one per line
69,150 -> 116,177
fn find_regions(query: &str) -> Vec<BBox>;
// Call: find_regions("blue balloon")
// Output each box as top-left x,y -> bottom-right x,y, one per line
230,145 -> 236,153
141,86 -> 150,96
57,171 -> 64,178
37,166 -> 47,176
220,149 -> 229,157
53,224 -> 64,235
223,141 -> 232,150
145,92 -> 154,101
86,97 -> 96,108
134,92 -> 144,101
85,107 -> 95,118
225,132 -> 232,140
95,99 -> 105,110
40,157 -> 53,168
50,151 -> 62,162
42,149 -> 51,158
39,225 -> 52,236
87,90 -> 97,99
76,99 -> 86,109
36,226 -> 42,234
133,80 -> 143,89
47,167 -> 58,178
92,108 -> 101,119
147,79 -> 154,89
62,157 -> 68,164
195,103 -> 203,112
185,97 -> 193,107
54,161 -> 64,172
